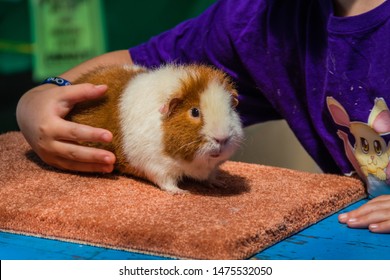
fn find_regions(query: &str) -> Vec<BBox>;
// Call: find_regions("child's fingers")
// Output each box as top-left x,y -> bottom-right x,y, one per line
338,196 -> 390,225
338,206 -> 367,224
36,139 -> 116,173
346,209 -> 390,228
343,198 -> 390,218
366,195 -> 390,204
51,154 -> 115,173
44,140 -> 116,173
51,140 -> 116,165
57,83 -> 108,113
338,198 -> 390,231
55,120 -> 113,144
59,83 -> 108,102
34,120 -> 116,172
369,220 -> 390,234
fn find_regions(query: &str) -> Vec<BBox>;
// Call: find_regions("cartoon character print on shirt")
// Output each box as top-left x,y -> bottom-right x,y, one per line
327,97 -> 390,197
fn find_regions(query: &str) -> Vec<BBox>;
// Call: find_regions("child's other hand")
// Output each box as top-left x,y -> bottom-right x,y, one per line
338,195 -> 390,233
16,83 -> 116,173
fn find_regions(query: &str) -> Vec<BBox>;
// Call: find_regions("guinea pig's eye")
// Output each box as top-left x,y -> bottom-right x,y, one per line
190,108 -> 201,118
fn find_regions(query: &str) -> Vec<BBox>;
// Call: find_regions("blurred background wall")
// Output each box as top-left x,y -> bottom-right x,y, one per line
0,0 -> 320,173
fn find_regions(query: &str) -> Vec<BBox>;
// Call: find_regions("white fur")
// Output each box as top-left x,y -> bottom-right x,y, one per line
119,65 -> 187,193
119,65 -> 243,193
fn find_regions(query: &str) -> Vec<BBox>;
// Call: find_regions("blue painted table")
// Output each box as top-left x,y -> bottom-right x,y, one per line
0,199 -> 389,260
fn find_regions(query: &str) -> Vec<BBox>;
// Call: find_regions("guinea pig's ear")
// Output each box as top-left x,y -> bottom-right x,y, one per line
230,89 -> 239,108
159,97 -> 182,117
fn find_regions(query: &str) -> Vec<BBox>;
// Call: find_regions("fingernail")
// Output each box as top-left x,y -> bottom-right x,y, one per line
102,133 -> 111,142
369,224 -> 379,231
339,213 -> 348,222
94,84 -> 106,89
348,218 -> 358,223
104,156 -> 114,163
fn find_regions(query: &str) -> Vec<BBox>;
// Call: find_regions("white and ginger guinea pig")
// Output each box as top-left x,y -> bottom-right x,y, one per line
69,64 -> 244,193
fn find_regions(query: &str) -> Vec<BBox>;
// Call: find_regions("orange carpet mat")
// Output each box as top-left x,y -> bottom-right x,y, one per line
0,132 -> 366,259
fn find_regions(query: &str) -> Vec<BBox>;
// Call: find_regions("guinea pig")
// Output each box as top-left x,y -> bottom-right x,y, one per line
68,63 -> 244,193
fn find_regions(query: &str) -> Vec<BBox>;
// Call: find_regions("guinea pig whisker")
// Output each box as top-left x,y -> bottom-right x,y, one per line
231,136 -> 245,147
174,139 -> 203,154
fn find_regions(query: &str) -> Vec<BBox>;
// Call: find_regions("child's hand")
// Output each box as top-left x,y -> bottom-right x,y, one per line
16,83 -> 116,173
338,195 -> 390,233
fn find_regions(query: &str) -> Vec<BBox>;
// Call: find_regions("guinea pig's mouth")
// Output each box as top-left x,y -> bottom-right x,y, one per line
210,153 -> 221,158
205,139 -> 234,158
208,147 -> 223,158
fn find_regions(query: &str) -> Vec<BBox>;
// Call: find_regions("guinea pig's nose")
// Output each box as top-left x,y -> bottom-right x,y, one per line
213,136 -> 230,146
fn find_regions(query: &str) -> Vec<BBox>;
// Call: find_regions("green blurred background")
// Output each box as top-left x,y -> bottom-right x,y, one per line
0,0 -> 216,133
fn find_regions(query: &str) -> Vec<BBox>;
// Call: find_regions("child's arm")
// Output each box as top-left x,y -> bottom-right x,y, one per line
338,195 -> 390,233
16,50 -> 132,173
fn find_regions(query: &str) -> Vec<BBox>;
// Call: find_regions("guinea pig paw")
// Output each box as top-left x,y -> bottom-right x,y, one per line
161,185 -> 189,195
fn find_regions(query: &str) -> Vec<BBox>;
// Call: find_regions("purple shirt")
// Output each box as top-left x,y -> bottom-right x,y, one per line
130,0 -> 390,197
